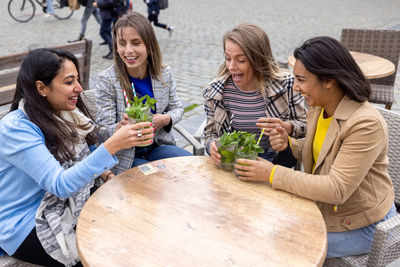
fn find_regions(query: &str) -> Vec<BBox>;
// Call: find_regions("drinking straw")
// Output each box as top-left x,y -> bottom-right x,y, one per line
256,128 -> 265,145
131,82 -> 136,97
228,113 -> 234,132
123,89 -> 130,107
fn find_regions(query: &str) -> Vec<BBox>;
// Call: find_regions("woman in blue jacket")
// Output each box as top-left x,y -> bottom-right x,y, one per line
0,48 -> 152,266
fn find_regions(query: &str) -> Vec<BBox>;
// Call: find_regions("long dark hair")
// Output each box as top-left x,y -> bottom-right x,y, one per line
294,36 -> 370,102
10,48 -> 97,162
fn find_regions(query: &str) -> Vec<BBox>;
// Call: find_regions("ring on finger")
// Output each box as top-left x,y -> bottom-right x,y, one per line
137,133 -> 143,138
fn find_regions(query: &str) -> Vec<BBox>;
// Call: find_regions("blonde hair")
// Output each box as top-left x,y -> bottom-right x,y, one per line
217,23 -> 285,93
112,12 -> 163,101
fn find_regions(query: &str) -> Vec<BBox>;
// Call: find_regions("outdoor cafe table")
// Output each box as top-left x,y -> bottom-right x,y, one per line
288,51 -> 395,79
76,156 -> 327,266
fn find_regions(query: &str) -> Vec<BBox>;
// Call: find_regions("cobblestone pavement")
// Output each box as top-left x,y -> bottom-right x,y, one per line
1,0 -> 400,150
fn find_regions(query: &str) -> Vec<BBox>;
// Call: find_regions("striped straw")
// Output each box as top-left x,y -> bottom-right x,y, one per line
131,82 -> 136,97
123,89 -> 130,107
256,128 -> 265,145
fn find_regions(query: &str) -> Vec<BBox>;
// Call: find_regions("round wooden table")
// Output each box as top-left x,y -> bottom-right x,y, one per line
288,51 -> 395,79
76,156 -> 327,266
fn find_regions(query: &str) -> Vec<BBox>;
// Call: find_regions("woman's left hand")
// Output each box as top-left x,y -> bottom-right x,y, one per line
152,114 -> 171,132
100,171 -> 116,182
257,117 -> 293,136
116,114 -> 130,131
234,157 -> 274,182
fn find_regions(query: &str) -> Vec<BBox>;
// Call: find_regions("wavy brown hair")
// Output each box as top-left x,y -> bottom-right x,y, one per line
112,12 -> 163,101
217,23 -> 285,92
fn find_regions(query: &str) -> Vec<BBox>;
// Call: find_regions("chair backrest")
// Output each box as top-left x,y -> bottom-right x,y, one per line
340,29 -> 400,86
377,107 -> 400,206
0,39 -> 92,106
80,89 -> 97,120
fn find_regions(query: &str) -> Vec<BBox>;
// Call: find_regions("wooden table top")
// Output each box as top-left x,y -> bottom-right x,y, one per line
288,51 -> 395,79
76,156 -> 327,267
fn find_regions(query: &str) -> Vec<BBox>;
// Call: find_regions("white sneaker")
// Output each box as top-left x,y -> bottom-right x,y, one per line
44,13 -> 53,18
168,26 -> 174,37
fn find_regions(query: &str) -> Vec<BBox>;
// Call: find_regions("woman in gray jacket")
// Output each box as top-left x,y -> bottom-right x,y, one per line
95,12 -> 191,175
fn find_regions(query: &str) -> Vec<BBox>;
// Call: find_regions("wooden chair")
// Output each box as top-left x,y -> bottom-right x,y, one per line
340,29 -> 400,110
0,39 -> 92,106
323,107 -> 400,267
0,256 -> 43,267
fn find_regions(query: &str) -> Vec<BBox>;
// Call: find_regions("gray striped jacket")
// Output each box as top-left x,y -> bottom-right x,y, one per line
95,65 -> 183,174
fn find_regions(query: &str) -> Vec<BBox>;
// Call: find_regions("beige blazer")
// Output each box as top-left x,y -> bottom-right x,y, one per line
273,96 -> 394,232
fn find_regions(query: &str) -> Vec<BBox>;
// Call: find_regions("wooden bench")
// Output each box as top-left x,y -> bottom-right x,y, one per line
0,39 -> 92,107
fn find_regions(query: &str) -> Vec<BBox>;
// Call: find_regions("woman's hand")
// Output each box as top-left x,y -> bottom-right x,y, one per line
267,126 -> 288,152
152,114 -> 171,132
234,157 -> 274,182
116,114 -> 130,131
104,122 -> 155,155
257,117 -> 293,136
100,171 -> 116,182
209,140 -> 221,166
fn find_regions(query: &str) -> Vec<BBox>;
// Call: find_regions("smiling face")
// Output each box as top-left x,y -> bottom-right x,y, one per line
116,26 -> 148,79
293,59 -> 328,107
38,59 -> 83,114
224,39 -> 256,91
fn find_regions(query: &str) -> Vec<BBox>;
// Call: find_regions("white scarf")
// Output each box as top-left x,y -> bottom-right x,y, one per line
20,100 -> 95,266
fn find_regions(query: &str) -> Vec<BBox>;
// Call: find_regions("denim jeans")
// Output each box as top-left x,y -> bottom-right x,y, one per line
46,0 -> 54,14
326,203 -> 397,258
132,143 -> 192,167
100,18 -> 113,51
80,1 -> 101,35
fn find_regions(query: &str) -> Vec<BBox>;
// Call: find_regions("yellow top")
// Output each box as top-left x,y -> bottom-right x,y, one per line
312,109 -> 332,173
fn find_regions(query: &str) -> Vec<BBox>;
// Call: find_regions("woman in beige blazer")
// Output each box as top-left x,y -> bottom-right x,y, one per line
234,36 -> 396,258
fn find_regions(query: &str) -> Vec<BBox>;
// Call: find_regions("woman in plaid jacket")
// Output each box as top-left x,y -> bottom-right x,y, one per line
204,23 -> 307,167
95,12 -> 191,175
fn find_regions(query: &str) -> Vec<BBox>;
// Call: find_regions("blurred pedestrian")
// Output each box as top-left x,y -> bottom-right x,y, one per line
44,0 -> 54,17
144,0 -> 173,37
93,0 -> 120,59
68,0 -> 101,43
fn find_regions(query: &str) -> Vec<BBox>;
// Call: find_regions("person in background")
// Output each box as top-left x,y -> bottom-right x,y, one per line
234,36 -> 396,258
0,48 -> 152,266
95,12 -> 191,175
68,0 -> 101,43
44,0 -> 54,17
93,0 -> 120,59
204,23 -> 307,168
144,0 -> 174,37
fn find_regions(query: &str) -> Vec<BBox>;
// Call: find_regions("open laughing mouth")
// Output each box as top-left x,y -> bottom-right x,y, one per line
232,74 -> 244,82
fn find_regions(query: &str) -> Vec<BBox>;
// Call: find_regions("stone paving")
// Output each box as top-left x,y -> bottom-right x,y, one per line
1,0 -> 400,150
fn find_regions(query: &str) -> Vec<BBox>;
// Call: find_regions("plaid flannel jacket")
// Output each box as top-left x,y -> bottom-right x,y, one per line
95,65 -> 183,174
202,74 -> 307,153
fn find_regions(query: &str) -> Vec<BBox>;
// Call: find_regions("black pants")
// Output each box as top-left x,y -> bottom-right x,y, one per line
12,227 -> 83,267
272,145 -> 297,168
12,185 -> 99,266
148,13 -> 168,30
